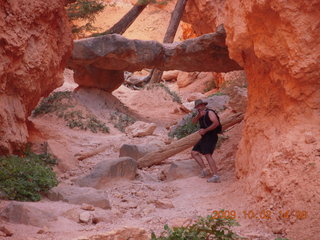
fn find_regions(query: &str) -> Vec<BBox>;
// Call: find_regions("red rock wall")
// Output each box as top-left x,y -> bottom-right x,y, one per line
183,0 -> 320,238
225,1 -> 320,238
0,0 -> 72,154
183,0 -> 225,35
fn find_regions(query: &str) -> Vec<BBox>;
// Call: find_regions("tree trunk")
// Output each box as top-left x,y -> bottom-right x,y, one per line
103,1 -> 149,35
76,144 -> 109,161
150,0 -> 188,83
137,113 -> 244,168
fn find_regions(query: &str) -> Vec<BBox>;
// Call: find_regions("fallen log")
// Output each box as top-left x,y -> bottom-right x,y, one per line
137,112 -> 244,168
75,144 -> 109,161
76,112 -> 244,162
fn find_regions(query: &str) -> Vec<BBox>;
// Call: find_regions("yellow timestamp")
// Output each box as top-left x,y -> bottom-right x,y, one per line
211,209 -> 308,221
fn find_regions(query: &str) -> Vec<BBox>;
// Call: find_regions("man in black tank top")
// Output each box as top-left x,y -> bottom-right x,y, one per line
191,99 -> 221,183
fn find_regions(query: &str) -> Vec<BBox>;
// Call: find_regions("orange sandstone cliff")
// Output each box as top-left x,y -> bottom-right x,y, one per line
0,0 -> 72,154
184,0 -> 320,239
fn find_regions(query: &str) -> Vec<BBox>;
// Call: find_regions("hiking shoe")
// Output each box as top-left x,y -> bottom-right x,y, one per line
199,169 -> 209,178
207,175 -> 220,183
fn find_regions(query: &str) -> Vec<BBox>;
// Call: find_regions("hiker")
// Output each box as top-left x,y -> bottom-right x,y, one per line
191,99 -> 222,183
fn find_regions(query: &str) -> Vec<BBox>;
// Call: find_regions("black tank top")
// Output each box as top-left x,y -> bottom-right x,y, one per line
199,109 -> 222,134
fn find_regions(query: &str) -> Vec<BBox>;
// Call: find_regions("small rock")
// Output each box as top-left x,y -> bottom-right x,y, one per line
305,132 -> 316,144
37,226 -> 49,234
0,226 -> 13,236
142,204 -> 155,215
79,212 -> 92,224
154,199 -> 174,209
271,225 -> 284,234
81,204 -> 95,211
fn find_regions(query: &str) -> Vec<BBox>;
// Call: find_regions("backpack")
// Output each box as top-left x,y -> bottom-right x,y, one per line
205,109 -> 222,134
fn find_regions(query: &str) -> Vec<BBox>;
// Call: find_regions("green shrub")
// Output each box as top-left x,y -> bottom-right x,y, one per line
66,0 -> 105,36
32,91 -> 73,117
32,92 -> 109,134
169,113 -> 199,139
159,83 -> 182,104
63,111 -> 110,133
204,81 -> 216,93
151,214 -> 241,240
147,83 -> 182,104
0,151 -> 58,201
110,111 -> 136,132
208,91 -> 226,97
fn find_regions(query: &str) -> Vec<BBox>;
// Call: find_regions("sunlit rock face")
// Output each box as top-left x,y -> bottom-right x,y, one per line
184,0 -> 320,238
0,0 -> 72,154
183,0 -> 226,34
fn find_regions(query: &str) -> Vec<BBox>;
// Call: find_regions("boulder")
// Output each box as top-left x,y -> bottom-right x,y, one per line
177,72 -> 199,88
163,160 -> 201,181
47,185 -> 111,209
162,70 -> 180,81
72,65 -> 124,92
125,121 -> 157,137
119,142 -> 163,160
205,94 -> 230,112
47,139 -> 78,172
0,202 -> 57,227
76,157 -> 137,188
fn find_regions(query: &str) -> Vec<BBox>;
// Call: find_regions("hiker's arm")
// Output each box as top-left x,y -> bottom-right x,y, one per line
192,110 -> 204,124
199,111 -> 219,134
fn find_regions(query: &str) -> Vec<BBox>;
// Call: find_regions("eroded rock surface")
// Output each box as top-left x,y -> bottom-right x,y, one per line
47,185 -> 111,209
0,202 -> 57,227
164,160 -> 201,181
119,142 -> 163,160
0,0 -> 72,154
76,157 -> 137,188
224,1 -> 320,239
68,26 -> 242,91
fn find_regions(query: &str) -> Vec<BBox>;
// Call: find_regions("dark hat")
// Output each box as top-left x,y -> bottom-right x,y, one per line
194,99 -> 208,108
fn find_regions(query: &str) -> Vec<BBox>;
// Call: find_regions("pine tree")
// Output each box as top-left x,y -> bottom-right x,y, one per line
66,0 -> 105,37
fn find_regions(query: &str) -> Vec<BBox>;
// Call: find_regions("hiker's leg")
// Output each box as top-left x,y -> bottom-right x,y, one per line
191,151 -> 206,169
204,154 -> 218,175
